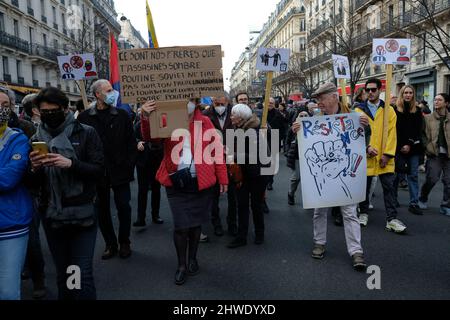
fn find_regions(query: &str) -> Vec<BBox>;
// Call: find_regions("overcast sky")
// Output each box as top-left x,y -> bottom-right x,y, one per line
114,0 -> 280,90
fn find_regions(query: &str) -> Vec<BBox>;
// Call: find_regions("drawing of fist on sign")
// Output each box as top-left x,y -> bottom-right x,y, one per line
305,140 -> 352,199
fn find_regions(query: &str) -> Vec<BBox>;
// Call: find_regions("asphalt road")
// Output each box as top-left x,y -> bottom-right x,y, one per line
22,158 -> 450,300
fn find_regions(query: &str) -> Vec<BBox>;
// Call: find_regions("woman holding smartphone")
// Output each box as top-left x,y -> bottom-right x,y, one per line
0,86 -> 33,300
140,98 -> 228,286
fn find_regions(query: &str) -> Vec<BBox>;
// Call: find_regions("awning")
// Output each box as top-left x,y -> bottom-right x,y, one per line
8,85 -> 40,94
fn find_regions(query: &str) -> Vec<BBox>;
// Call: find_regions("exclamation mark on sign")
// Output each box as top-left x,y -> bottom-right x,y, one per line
350,155 -> 363,177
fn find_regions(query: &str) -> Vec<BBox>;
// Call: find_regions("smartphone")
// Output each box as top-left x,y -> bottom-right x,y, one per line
32,142 -> 49,156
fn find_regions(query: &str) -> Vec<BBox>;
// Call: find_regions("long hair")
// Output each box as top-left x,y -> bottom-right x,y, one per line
396,85 -> 417,113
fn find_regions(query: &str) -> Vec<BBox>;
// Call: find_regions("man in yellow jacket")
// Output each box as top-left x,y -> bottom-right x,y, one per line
355,78 -> 407,233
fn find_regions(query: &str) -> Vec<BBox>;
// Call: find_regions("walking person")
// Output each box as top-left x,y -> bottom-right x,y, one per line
393,85 -> 424,215
29,87 -> 104,300
0,86 -> 33,300
78,79 -> 137,260
140,98 -> 228,285
419,93 -> 450,216
227,104 -> 270,248
292,83 -> 370,270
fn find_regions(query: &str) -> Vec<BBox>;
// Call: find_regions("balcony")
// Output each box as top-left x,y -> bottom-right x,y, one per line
18,77 -> 24,85
309,20 -> 332,40
91,0 -> 122,33
354,0 -> 377,12
304,52 -> 332,70
33,80 -> 39,87
3,74 -> 12,82
28,7 -> 34,16
0,31 -> 31,54
41,16 -> 47,23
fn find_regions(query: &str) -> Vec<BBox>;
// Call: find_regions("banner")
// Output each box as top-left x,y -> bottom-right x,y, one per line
57,53 -> 98,81
372,38 -> 411,65
118,45 -> 224,103
297,113 -> 367,209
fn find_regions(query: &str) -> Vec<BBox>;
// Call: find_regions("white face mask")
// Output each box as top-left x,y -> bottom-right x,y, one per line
215,106 -> 226,115
187,101 -> 196,115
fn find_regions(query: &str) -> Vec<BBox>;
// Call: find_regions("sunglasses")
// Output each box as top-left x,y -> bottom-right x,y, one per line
365,88 -> 378,93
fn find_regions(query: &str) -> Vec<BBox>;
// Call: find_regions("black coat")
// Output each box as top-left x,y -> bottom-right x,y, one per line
134,120 -> 163,168
78,105 -> 137,186
394,105 -> 424,155
202,106 -> 233,145
30,120 -> 104,210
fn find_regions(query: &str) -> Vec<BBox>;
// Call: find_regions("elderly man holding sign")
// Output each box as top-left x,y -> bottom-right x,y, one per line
292,83 -> 370,271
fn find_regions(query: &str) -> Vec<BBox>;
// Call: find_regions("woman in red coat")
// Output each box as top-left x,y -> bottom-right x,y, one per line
141,98 -> 228,285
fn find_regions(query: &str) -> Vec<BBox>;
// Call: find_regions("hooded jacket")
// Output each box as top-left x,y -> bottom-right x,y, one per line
0,128 -> 33,240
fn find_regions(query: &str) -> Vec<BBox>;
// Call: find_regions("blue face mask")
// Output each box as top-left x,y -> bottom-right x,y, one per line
104,90 -> 119,107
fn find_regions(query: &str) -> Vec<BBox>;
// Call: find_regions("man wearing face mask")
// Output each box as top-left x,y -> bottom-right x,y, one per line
78,80 -> 137,260
203,94 -> 238,237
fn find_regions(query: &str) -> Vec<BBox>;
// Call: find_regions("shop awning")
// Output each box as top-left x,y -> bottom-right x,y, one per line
8,85 -> 40,94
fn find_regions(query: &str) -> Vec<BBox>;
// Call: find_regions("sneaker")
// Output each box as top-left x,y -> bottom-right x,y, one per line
418,201 -> 428,210
419,165 -> 426,173
352,253 -> 367,271
408,204 -> 423,215
288,193 -> 295,206
386,219 -> 407,233
369,204 -> 374,210
359,213 -> 369,227
311,244 -> 325,259
199,233 -> 209,243
440,206 -> 450,216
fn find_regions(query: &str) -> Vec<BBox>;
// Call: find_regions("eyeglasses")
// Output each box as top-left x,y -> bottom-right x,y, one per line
365,88 -> 378,93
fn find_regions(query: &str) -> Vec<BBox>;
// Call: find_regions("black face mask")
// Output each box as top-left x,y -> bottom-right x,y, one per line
41,109 -> 66,129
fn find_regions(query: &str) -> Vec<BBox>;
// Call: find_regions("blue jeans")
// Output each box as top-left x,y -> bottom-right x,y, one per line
43,221 -> 97,300
394,154 -> 420,205
0,234 -> 29,300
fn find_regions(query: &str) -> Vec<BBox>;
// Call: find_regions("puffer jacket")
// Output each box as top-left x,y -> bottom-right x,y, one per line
0,128 -> 33,240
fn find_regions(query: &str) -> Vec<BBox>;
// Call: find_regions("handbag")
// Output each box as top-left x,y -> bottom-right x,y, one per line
169,163 -> 195,190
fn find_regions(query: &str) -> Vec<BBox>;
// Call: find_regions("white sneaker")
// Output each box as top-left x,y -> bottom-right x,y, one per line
418,201 -> 428,210
369,204 -> 374,210
386,219 -> 407,233
440,206 -> 450,216
359,213 -> 369,227
419,165 -> 426,173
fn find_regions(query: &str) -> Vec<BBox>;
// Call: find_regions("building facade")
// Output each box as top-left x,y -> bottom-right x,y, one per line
230,0 -> 307,101
0,0 -> 121,105
118,15 -> 147,50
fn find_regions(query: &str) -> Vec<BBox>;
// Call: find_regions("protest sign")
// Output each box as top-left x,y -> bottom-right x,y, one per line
57,53 -> 98,81
149,100 -> 189,138
297,113 -> 367,209
256,47 -> 290,72
118,45 -> 224,103
372,38 -> 411,65
332,54 -> 351,79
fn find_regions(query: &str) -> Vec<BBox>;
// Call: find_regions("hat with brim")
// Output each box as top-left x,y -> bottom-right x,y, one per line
312,83 -> 338,98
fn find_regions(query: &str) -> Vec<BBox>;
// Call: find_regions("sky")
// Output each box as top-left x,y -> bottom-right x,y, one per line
114,0 -> 281,90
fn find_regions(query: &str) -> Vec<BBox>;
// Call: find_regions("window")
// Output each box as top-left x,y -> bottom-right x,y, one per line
13,19 -> 19,37
52,7 -> 56,23
0,13 -> 4,32
300,18 -> 305,32
16,60 -> 22,78
2,56 -> 9,74
32,65 -> 37,81
29,27 -> 34,43
388,5 -> 394,25
43,34 -> 47,47
40,0 -> 45,15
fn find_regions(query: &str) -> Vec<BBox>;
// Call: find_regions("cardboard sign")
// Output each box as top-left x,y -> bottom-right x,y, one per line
372,38 -> 411,65
256,47 -> 290,72
297,113 -> 367,209
57,53 -> 98,80
332,54 -> 351,79
149,100 -> 189,138
118,45 -> 224,104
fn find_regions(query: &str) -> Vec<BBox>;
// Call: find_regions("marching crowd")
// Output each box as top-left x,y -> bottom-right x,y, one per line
0,75 -> 449,300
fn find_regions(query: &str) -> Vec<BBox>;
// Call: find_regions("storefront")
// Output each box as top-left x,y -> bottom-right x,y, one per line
406,68 -> 437,110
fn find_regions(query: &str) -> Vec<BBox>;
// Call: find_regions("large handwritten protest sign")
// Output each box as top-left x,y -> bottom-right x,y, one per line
118,45 -> 224,103
297,113 -> 367,209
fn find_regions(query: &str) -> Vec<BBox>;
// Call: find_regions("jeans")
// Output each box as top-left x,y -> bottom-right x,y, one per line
136,164 -> 161,222
360,173 -> 397,221
96,182 -> 132,247
420,155 -> 450,206
236,176 -> 268,239
43,221 -> 97,300
313,205 -> 363,257
0,234 -> 29,300
394,154 -> 420,205
211,181 -> 237,229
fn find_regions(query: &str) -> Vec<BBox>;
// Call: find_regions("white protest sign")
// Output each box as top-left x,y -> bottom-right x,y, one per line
297,113 -> 367,209
372,38 -> 411,65
57,53 -> 98,81
256,47 -> 290,72
332,54 -> 351,79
